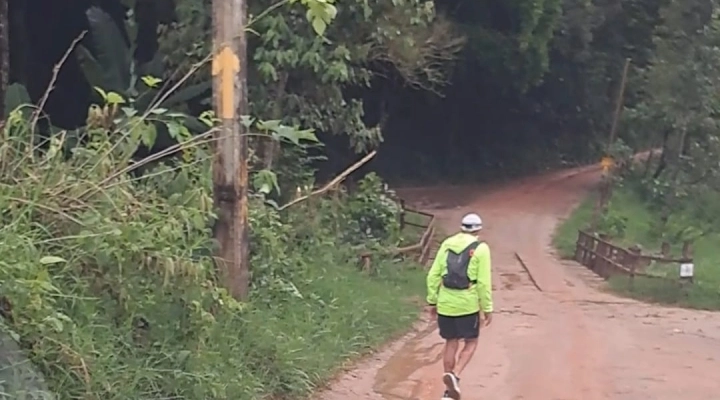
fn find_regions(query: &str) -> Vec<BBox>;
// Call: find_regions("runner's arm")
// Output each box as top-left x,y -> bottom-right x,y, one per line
426,241 -> 447,305
474,243 -> 493,313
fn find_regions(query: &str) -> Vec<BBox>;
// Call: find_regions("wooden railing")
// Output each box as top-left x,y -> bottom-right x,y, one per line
359,200 -> 436,271
574,230 -> 694,286
397,202 -> 436,265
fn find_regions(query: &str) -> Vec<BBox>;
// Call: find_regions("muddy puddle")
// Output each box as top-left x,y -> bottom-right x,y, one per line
372,322 -> 442,399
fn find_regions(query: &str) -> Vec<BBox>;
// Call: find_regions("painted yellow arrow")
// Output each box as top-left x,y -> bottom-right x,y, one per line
211,45 -> 240,119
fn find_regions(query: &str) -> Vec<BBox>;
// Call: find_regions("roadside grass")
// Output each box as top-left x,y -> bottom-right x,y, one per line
552,193 -> 596,259
553,186 -> 720,310
2,200 -> 427,400
246,256 -> 426,396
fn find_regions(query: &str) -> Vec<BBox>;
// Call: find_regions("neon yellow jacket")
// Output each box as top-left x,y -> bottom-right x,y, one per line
426,232 -> 493,316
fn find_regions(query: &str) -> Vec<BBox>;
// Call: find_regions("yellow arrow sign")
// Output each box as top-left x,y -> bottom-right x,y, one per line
211,45 -> 240,119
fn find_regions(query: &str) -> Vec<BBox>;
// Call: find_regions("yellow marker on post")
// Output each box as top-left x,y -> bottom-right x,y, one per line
211,45 -> 240,119
601,156 -> 614,173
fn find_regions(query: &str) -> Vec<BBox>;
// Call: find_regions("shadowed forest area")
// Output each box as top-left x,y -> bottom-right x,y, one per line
2,0 -> 720,398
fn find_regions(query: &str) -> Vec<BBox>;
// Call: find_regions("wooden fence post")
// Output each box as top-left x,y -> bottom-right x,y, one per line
679,241 -> 695,285
360,253 -> 371,272
575,231 -> 584,263
682,240 -> 693,259
627,245 -> 642,291
661,241 -> 670,257
594,240 -> 604,275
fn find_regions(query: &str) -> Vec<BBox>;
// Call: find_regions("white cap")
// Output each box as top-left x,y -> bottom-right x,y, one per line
461,213 -> 482,232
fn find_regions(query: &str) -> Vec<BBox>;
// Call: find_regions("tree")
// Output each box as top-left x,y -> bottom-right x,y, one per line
159,0 -> 462,152
623,0 -> 720,238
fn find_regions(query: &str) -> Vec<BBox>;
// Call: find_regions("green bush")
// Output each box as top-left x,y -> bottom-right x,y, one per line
0,107 -> 424,399
345,173 -> 402,242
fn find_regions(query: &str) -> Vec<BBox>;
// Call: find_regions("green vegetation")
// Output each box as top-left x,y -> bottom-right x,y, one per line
0,104 -> 425,398
554,184 -> 720,310
6,0 -> 684,183
552,194 -> 595,259
553,189 -> 660,259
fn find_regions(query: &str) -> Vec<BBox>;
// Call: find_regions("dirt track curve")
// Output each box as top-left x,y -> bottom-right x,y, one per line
320,165 -> 720,400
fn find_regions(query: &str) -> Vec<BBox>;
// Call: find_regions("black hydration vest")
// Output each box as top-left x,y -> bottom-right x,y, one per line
442,241 -> 482,290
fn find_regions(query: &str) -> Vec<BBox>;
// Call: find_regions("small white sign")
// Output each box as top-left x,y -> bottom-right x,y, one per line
680,263 -> 694,278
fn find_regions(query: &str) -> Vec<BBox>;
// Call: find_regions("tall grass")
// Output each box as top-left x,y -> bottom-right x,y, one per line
0,106 -> 424,399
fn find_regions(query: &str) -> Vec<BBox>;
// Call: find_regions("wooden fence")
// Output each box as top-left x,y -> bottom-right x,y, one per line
359,199 -> 436,271
397,201 -> 436,265
574,230 -> 694,287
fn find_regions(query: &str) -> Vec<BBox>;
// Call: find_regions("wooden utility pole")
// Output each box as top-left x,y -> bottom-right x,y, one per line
211,0 -> 250,299
607,58 -> 631,148
590,58 -> 631,231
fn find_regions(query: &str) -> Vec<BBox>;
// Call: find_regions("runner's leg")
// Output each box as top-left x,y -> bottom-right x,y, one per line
455,339 -> 478,375
438,314 -> 460,373
443,339 -> 460,373
438,315 -> 463,399
454,312 -> 481,377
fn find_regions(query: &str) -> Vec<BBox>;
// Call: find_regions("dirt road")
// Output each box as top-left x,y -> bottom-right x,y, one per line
320,165 -> 720,400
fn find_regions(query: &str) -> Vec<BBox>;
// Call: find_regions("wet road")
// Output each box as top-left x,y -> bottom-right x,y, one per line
320,165 -> 720,400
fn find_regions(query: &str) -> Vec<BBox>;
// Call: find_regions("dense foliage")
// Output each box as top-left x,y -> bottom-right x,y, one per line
619,0 -> 720,242
0,100 -> 424,398
6,0 -> 685,181
363,0 -> 671,181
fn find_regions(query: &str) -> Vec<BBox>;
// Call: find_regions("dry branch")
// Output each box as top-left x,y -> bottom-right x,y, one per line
279,150 -> 377,210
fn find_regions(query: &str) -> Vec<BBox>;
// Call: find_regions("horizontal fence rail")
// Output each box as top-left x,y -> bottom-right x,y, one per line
359,200 -> 436,271
574,230 -> 695,288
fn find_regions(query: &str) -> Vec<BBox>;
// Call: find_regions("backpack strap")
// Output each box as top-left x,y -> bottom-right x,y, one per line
464,241 -> 481,253
446,241 -> 480,256
464,241 -> 482,284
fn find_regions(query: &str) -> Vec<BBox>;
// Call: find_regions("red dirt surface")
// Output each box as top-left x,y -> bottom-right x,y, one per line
319,165 -> 720,400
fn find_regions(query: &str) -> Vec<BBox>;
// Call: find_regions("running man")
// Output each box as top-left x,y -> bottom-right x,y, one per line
426,213 -> 493,400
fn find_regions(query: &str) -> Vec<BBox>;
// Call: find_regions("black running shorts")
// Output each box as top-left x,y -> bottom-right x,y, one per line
437,312 -> 480,340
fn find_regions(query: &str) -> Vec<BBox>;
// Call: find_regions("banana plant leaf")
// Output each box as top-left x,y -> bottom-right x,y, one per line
136,52 -> 165,80
75,45 -> 106,91
133,89 -> 159,112
133,81 -> 212,113
146,115 -> 211,151
182,115 -> 213,135
160,81 -> 212,109
3,83 -> 32,118
84,6 -> 133,94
